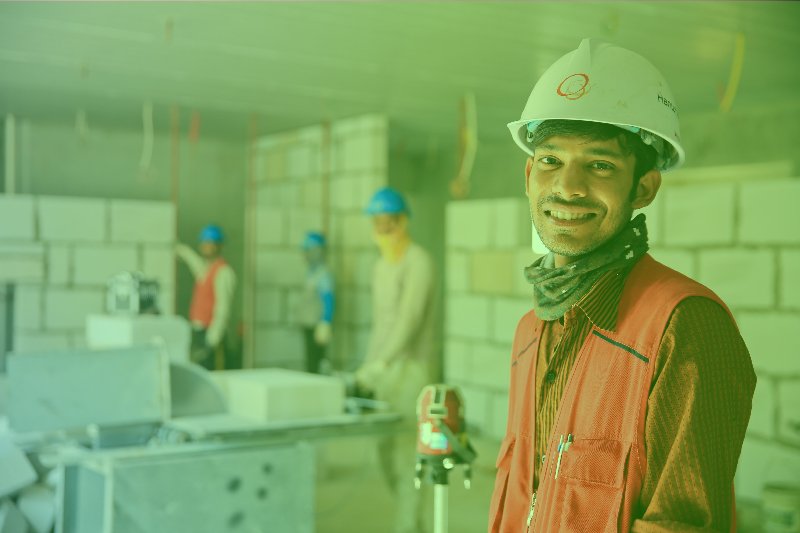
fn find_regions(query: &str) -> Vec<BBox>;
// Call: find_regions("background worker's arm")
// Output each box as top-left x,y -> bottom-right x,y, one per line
315,270 -> 335,344
370,250 -> 434,366
632,297 -> 756,532
175,243 -> 206,280
206,265 -> 236,347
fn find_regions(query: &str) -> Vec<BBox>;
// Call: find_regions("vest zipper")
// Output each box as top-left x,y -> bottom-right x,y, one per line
526,491 -> 537,530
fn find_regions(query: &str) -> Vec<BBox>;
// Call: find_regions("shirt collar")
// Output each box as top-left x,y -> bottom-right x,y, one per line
567,267 -> 631,332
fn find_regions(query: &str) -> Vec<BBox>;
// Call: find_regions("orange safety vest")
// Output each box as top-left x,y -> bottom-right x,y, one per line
488,254 -> 737,532
189,258 -> 227,328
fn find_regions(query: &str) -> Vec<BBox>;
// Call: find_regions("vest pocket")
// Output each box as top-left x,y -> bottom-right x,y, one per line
558,438 -> 630,533
488,435 -> 516,533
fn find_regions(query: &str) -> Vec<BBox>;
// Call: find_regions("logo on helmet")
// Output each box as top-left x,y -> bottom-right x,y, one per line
556,73 -> 590,100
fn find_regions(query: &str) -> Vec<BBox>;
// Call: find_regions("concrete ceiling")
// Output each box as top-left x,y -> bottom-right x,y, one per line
1,2 -> 798,143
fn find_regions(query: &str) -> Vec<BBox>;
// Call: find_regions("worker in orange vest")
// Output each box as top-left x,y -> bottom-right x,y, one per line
489,39 -> 755,532
176,224 -> 237,370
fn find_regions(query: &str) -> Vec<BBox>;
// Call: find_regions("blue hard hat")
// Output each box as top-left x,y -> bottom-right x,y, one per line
199,224 -> 224,243
303,231 -> 326,249
364,187 -> 410,216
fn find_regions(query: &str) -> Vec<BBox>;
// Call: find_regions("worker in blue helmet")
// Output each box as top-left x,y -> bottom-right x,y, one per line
176,224 -> 237,370
295,231 -> 335,374
358,186 -> 438,533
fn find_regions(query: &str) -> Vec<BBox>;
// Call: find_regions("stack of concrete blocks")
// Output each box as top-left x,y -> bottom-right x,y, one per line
0,195 -> 176,354
0,436 -> 38,532
636,161 -> 800,503
443,197 -> 539,442
251,114 -> 387,370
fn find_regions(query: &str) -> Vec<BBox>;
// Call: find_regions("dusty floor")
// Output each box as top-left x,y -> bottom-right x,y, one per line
314,434 -> 499,533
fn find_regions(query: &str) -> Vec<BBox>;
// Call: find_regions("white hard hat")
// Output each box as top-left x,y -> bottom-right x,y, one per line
508,38 -> 685,171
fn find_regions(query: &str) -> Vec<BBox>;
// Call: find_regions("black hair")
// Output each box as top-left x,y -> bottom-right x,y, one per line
528,120 -> 658,199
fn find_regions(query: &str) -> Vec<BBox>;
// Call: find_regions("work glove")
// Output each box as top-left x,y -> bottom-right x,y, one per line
314,321 -> 332,345
355,360 -> 387,391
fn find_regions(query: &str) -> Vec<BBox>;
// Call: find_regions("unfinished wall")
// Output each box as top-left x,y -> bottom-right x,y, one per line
0,194 -> 175,358
10,120 -> 247,345
249,114 -> 387,369
443,161 -> 800,508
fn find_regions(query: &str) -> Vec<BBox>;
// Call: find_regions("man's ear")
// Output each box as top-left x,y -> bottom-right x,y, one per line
525,157 -> 534,197
631,169 -> 662,209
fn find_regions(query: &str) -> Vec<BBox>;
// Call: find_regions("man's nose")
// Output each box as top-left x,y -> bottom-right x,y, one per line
552,163 -> 588,199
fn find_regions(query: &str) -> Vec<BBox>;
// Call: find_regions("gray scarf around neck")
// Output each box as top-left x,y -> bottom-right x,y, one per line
524,214 -> 649,320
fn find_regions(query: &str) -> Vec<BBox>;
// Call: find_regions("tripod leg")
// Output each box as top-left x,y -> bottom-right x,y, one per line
433,484 -> 448,533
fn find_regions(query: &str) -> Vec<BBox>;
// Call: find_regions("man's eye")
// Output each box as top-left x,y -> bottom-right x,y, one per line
538,156 -> 559,165
590,161 -> 615,171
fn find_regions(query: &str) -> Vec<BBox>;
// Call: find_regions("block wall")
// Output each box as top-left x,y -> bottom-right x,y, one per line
0,195 -> 176,359
249,115 -> 387,369
444,162 -> 800,504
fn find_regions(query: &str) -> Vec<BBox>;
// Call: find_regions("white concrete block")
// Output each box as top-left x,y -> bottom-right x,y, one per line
12,332 -> 71,354
0,436 -> 37,498
777,379 -> 800,446
16,484 -> 55,533
38,196 -> 107,242
0,257 -> 44,283
649,249 -> 695,278
285,144 -> 314,179
256,183 -> 280,207
738,313 -> 800,374
735,437 -> 800,501
255,288 -> 283,324
255,208 -> 287,246
47,244 -> 70,284
663,183 -> 735,246
493,199 -> 530,249
0,196 -> 35,241
158,285 -> 175,315
142,246 -> 174,289
740,179 -> 800,244
339,213 -> 372,248
446,201 -> 493,250
489,392 -> 510,441
446,252 -> 469,293
470,342 -> 510,390
222,369 -> 345,422
454,383 -> 491,434
780,250 -> 800,309
12,285 -> 41,330
288,209 -> 323,247
331,176 -> 361,211
253,326 -> 305,366
446,294 -> 490,340
86,314 -> 191,363
698,249 -> 774,309
110,200 -> 175,244
342,135 -> 376,172
635,191 -> 663,246
44,287 -> 104,329
0,500 -> 29,533
747,375 -> 774,438
256,249 -> 306,287
492,297 -> 533,345
73,245 -> 138,286
444,340 -> 472,383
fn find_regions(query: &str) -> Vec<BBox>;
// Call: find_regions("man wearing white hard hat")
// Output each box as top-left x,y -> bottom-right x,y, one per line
489,39 -> 755,532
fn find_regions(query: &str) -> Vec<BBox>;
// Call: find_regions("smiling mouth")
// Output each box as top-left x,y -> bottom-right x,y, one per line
545,209 -> 596,221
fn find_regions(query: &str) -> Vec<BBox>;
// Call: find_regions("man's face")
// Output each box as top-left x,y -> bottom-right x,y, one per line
526,135 -> 656,264
199,241 -> 220,259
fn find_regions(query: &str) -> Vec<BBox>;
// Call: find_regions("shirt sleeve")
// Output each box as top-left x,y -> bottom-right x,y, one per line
318,270 -> 335,324
631,296 -> 756,532
371,250 -> 434,365
175,243 -> 206,280
206,264 -> 236,347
